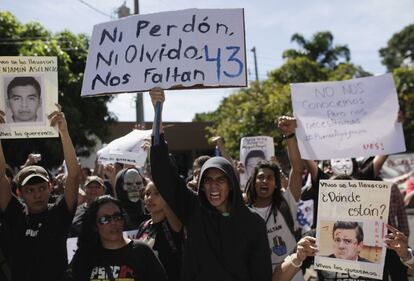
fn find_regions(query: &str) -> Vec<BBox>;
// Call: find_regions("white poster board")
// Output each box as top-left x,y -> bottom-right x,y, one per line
82,8 -> 246,96
97,129 -> 152,166
239,136 -> 274,188
315,180 -> 391,280
380,152 -> 414,180
0,56 -> 59,139
291,74 -> 406,160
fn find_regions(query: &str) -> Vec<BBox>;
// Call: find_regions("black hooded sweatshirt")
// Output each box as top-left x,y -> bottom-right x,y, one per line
150,135 -> 272,281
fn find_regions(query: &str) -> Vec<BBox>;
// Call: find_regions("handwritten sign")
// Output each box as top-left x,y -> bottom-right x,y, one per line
239,136 -> 274,188
81,8 -> 246,96
0,56 -> 59,139
97,129 -> 152,166
291,74 -> 406,160
315,180 -> 391,280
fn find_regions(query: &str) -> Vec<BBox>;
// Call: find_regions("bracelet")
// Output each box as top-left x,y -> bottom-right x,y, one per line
286,254 -> 302,268
282,133 -> 295,140
400,248 -> 414,267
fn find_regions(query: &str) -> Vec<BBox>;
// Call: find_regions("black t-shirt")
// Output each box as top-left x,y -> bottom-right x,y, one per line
136,219 -> 183,281
69,203 -> 88,237
69,240 -> 168,281
4,195 -> 73,281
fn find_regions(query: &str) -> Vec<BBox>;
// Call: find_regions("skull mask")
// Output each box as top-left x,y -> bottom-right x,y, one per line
122,169 -> 144,202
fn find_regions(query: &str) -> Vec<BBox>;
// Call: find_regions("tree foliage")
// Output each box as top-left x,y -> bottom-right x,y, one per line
379,24 -> 414,71
193,32 -> 375,158
0,11 -> 116,168
282,31 -> 351,69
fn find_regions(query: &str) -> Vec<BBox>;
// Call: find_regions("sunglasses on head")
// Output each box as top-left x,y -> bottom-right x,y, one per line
97,212 -> 125,225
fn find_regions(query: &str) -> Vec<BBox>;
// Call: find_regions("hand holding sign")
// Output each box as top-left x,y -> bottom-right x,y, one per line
48,104 -> 67,134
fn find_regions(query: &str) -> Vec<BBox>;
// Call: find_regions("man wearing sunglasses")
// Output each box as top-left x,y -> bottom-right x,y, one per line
0,108 -> 80,281
329,221 -> 371,262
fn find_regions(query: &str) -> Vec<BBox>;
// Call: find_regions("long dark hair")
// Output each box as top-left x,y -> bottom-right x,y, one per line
77,195 -> 125,252
245,160 -> 283,206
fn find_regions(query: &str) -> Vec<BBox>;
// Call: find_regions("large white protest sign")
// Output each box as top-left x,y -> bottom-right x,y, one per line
291,74 -> 406,160
82,8 -> 246,96
0,56 -> 59,139
315,180 -> 391,280
97,129 -> 152,166
239,136 -> 274,189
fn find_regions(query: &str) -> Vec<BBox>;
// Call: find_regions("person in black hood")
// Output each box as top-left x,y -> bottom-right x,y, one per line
149,88 -> 272,281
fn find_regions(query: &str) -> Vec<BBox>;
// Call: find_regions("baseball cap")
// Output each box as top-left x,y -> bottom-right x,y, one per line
16,165 -> 50,188
84,175 -> 104,188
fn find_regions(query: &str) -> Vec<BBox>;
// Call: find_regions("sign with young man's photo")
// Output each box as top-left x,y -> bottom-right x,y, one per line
239,136 -> 274,189
315,179 -> 391,280
291,74 -> 406,160
81,8 -> 247,96
0,56 -> 59,139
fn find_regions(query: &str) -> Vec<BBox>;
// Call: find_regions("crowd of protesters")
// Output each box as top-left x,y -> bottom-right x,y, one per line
0,88 -> 413,281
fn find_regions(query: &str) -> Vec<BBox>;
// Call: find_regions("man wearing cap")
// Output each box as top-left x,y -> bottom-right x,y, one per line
0,108 -> 79,281
69,175 -> 106,237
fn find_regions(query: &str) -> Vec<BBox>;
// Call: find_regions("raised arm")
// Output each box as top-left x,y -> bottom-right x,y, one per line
49,105 -> 80,212
277,116 -> 303,201
161,194 -> 182,233
149,88 -> 197,224
372,155 -> 388,178
0,111 -> 11,211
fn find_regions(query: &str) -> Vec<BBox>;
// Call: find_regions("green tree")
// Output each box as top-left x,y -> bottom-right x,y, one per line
283,31 -> 350,69
393,68 -> 414,151
0,12 -> 116,168
194,33 -> 370,157
379,24 -> 414,71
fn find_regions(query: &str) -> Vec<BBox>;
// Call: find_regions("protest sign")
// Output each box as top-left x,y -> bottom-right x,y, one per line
291,74 -> 406,160
97,129 -> 152,166
380,152 -> 414,180
239,136 -> 274,189
315,180 -> 391,280
0,56 -> 59,139
81,8 -> 247,96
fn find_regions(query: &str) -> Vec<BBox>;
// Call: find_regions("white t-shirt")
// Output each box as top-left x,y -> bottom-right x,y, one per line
252,189 -> 304,281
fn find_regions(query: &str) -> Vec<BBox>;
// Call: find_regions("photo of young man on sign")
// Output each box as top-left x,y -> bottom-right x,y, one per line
4,76 -> 44,124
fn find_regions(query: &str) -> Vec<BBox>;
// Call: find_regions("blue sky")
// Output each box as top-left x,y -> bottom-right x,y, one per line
1,0 -> 413,121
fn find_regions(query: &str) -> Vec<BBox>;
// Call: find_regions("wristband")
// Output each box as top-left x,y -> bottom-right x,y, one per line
400,248 -> 414,267
286,254 -> 302,268
282,133 -> 295,140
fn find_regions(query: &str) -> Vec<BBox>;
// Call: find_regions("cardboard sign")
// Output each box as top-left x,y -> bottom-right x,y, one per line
380,152 -> 414,180
239,136 -> 274,188
97,129 -> 152,166
82,8 -> 247,96
291,74 -> 406,160
315,180 -> 391,280
0,56 -> 59,139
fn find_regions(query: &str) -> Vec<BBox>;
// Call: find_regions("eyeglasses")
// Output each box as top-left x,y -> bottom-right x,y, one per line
97,212 -> 124,225
334,237 -> 357,245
